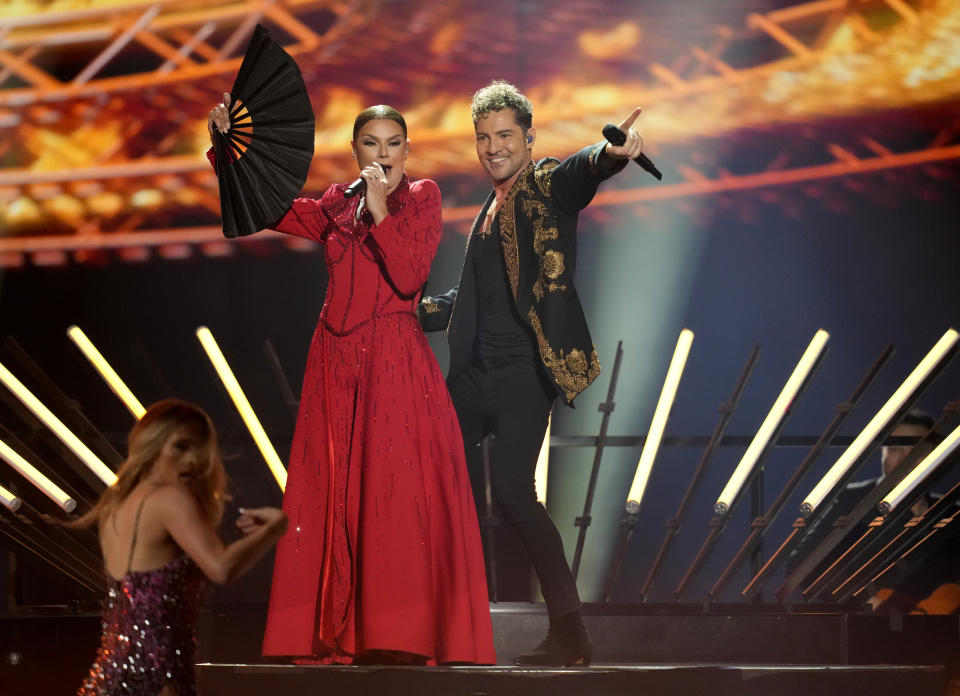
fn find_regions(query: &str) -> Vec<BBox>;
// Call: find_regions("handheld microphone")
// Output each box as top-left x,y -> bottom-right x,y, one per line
602,124 -> 662,180
344,177 -> 365,198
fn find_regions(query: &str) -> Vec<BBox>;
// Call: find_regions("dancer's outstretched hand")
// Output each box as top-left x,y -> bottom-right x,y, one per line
235,506 -> 288,539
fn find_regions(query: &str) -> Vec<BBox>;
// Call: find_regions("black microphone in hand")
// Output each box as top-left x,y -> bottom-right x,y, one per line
343,177 -> 365,198
602,124 -> 662,180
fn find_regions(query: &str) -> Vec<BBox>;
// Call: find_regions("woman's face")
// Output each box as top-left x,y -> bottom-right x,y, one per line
352,118 -> 409,194
151,423 -> 206,486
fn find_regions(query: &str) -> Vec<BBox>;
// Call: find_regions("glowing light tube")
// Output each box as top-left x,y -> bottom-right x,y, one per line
626,329 -> 694,513
0,483 -> 22,513
0,438 -> 76,512
535,414 -> 551,505
67,325 -> 146,419
802,328 -> 958,517
715,329 -> 829,517
0,361 -> 117,486
196,327 -> 287,491
879,422 -> 960,517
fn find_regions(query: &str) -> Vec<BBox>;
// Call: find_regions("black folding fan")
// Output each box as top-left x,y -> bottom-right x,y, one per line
213,24 -> 315,238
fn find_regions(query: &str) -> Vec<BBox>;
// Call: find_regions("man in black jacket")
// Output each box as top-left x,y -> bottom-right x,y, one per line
419,80 -> 645,666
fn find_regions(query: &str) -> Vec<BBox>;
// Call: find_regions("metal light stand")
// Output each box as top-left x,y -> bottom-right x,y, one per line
601,509 -> 638,602
850,481 -> 960,604
480,434 -> 499,602
797,454 -> 928,603
675,344 -> 829,601
0,422 -> 99,515
2,337 -> 123,493
621,344 -> 760,602
9,336 -> 124,466
770,349 -> 959,603
808,402 -> 960,603
775,415 -> 936,601
0,501 -> 104,594
741,341 -> 952,601
708,343 -> 893,600
570,341 -> 625,580
263,338 -> 300,420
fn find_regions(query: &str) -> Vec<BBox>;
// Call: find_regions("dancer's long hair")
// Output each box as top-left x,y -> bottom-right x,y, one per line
71,399 -> 227,529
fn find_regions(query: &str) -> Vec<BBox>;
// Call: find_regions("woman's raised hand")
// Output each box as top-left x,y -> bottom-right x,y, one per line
207,93 -> 232,142
360,162 -> 390,224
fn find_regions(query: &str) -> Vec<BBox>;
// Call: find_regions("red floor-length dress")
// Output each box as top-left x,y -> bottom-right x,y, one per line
260,174 -> 495,664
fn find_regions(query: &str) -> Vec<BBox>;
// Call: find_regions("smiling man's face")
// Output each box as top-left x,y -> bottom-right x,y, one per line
474,108 -> 534,186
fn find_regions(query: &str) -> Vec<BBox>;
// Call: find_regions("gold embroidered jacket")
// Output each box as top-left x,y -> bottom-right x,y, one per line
420,142 -> 627,405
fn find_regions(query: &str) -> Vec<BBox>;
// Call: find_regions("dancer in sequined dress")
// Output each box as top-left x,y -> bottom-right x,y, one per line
73,400 -> 287,696
206,102 -> 495,664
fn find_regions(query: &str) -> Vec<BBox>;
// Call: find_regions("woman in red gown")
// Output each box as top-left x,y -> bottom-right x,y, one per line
208,102 -> 495,664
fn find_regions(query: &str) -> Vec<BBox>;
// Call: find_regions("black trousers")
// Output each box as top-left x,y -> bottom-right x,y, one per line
448,357 -> 582,618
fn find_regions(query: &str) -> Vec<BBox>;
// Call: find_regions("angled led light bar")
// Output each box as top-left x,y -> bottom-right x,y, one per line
0,438 -> 76,512
879,422 -> 960,517
196,327 -> 287,491
802,328 -> 959,517
0,361 -> 117,486
626,329 -> 694,513
535,414 -> 551,505
715,329 -> 829,517
0,483 -> 23,513
67,325 -> 146,419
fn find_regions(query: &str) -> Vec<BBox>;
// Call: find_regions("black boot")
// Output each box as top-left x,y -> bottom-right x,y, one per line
513,610 -> 593,667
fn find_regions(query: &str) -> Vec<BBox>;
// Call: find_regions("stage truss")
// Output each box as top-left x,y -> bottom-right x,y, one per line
0,0 -> 957,262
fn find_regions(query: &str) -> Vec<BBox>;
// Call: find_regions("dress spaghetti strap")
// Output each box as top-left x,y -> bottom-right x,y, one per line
125,490 -> 154,575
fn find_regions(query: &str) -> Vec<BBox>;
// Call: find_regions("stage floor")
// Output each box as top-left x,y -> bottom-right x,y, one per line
197,661 -> 947,696
3,606 -> 959,694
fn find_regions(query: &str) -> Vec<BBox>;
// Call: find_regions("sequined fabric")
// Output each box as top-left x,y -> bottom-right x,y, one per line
78,555 -> 206,695
260,176 -> 495,664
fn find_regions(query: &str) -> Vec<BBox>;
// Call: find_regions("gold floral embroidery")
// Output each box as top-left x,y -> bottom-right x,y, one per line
497,163 -> 534,300
521,196 -> 566,300
522,199 -> 558,253
564,348 -> 587,375
586,142 -> 607,176
527,309 -> 601,404
421,299 -> 441,314
534,159 -> 559,198
543,250 -> 565,280
535,225 -> 560,253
